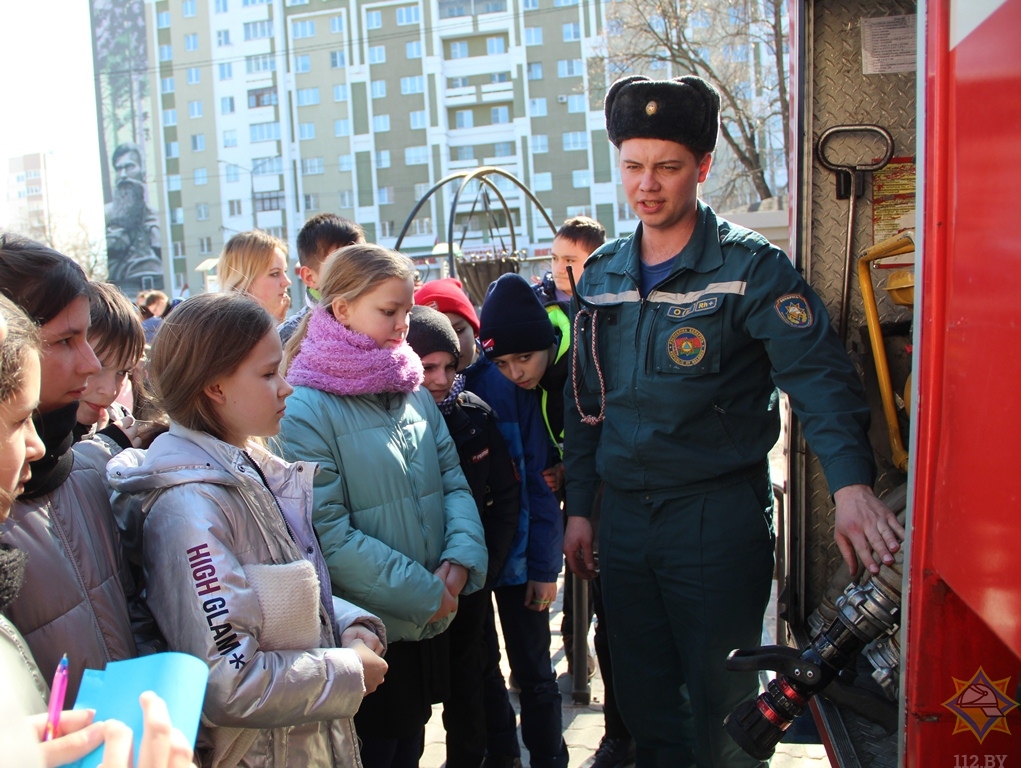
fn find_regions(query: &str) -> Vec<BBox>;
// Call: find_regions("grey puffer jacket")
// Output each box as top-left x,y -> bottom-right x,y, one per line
108,424 -> 386,768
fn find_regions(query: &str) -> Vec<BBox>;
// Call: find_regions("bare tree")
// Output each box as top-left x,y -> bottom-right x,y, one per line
602,0 -> 788,208
41,211 -> 109,282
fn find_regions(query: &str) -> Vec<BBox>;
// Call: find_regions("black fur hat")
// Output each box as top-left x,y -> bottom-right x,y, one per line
604,75 -> 720,154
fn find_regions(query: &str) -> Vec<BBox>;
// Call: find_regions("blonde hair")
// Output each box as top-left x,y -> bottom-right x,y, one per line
0,295 -> 42,512
283,243 -> 416,372
148,293 -> 274,442
217,230 -> 287,294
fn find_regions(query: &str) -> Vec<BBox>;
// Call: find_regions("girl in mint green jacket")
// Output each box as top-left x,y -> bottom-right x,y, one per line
279,244 -> 486,768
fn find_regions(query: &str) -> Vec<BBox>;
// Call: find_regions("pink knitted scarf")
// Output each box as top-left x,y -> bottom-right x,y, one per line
287,307 -> 423,396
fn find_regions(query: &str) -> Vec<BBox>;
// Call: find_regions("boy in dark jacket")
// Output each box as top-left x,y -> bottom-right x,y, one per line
406,305 -> 520,768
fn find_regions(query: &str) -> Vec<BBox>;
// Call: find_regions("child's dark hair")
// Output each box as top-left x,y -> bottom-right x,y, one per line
296,214 -> 365,269
0,233 -> 89,325
555,216 -> 606,255
148,293 -> 275,442
86,282 -> 146,369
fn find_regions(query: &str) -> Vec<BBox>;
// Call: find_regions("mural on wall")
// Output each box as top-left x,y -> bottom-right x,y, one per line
90,0 -> 163,294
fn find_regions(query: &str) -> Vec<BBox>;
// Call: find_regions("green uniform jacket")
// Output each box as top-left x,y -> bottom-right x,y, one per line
563,203 -> 875,519
279,386 -> 487,642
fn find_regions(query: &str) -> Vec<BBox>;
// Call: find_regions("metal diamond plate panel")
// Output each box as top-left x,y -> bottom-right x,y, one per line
798,0 -> 917,615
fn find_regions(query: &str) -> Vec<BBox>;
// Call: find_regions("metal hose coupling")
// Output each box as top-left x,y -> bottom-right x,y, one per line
723,559 -> 903,761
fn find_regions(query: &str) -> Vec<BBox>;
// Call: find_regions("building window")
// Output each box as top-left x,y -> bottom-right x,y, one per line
410,217 -> 433,235
171,241 -> 185,256
221,96 -> 235,114
368,45 -> 386,64
366,10 -> 382,28
527,62 -> 543,81
401,76 -> 424,94
246,54 -> 276,74
330,15 -> 344,33
530,134 -> 548,153
414,182 -> 430,198
553,0 -> 578,5
156,11 -> 170,28
185,33 -> 198,51
187,67 -> 200,84
228,199 -> 243,216
406,40 -> 422,59
191,134 -> 205,151
215,0 -> 228,13
567,94 -> 586,113
339,190 -> 354,208
334,119 -> 351,137
218,62 -> 233,80
248,87 -> 277,108
529,97 -> 547,117
456,145 -> 475,160
397,5 -> 420,24
371,80 -> 387,98
494,141 -> 514,157
455,110 -> 473,128
292,20 -> 315,39
253,156 -> 283,175
573,169 -> 590,188
410,110 -> 427,129
375,150 -> 391,169
199,236 -> 212,254
225,164 -> 241,182
244,21 -> 273,40
295,54 -> 311,73
159,45 -> 172,61
563,23 -> 581,41
165,141 -> 179,159
303,193 -> 320,211
487,37 -> 505,54
378,220 -> 395,238
297,87 -> 321,106
562,130 -> 587,150
524,27 -> 543,46
448,76 -> 469,88
533,171 -> 552,190
196,203 -> 210,220
217,28 -> 231,46
161,77 -> 175,93
338,155 -> 353,172
163,109 -> 177,126
373,114 -> 391,132
523,0 -> 538,8
183,0 -> 197,16
194,168 -> 208,185
567,205 -> 592,218
250,122 -> 281,142
301,157 -> 325,175
379,187 -> 396,204
254,191 -> 286,212
449,41 -> 468,59
491,106 -> 510,124
167,175 -> 182,191
558,59 -> 584,77
491,71 -> 510,83
223,129 -> 238,147
299,122 -> 316,140
330,51 -> 346,68
171,209 -> 185,225
405,146 -> 429,165
334,84 -> 349,101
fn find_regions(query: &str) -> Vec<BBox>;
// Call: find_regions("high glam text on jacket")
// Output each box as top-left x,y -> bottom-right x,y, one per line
107,423 -> 385,768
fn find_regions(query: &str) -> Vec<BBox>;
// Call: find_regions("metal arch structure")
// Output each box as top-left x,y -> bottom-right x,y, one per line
394,166 -> 558,277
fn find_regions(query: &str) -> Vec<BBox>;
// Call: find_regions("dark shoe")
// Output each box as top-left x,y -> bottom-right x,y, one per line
481,756 -> 523,768
589,736 -> 635,768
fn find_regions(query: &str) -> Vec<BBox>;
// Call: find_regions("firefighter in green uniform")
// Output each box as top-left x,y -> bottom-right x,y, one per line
562,75 -> 905,768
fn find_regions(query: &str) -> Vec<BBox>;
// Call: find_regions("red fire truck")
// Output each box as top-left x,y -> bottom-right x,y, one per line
742,1 -> 1021,765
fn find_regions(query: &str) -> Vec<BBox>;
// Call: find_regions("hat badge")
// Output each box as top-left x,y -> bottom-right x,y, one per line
645,100 -> 658,116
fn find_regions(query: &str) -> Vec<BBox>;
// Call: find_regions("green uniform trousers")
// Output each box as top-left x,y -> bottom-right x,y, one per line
599,470 -> 774,768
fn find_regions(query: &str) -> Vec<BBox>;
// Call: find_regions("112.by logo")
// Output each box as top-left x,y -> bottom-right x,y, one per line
953,757 -> 1007,768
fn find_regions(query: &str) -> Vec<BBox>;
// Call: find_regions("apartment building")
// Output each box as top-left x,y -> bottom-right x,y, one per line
5,153 -> 53,242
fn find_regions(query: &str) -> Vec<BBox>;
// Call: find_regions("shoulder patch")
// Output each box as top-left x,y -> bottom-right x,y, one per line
774,294 -> 814,328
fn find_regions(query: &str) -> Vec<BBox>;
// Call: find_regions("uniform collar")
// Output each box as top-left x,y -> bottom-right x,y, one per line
609,202 -> 723,285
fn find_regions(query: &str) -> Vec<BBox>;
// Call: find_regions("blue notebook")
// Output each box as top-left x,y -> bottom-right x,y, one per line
70,652 -> 208,768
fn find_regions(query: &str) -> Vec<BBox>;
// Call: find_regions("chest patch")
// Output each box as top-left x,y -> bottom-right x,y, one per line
774,294 -> 814,328
667,296 -> 719,320
667,327 -> 706,367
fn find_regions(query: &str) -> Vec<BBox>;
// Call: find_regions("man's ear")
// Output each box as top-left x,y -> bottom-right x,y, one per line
298,265 -> 319,290
204,381 -> 227,405
698,152 -> 713,184
331,296 -> 349,325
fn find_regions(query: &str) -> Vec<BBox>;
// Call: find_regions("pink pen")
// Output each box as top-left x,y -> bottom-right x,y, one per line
43,654 -> 69,741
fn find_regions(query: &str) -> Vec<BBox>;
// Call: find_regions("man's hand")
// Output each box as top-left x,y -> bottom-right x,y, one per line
541,464 -> 565,493
524,580 -> 557,612
428,584 -> 458,624
438,561 -> 469,598
833,484 -> 906,575
349,639 -> 389,694
340,624 -> 384,656
563,516 -> 597,580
